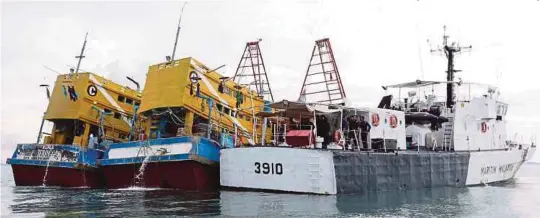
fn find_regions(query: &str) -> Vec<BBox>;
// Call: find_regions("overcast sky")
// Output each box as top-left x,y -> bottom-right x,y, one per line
1,0 -> 539,162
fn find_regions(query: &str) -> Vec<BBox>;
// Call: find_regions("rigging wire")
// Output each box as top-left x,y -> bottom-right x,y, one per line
42,65 -> 61,75
415,22 -> 425,80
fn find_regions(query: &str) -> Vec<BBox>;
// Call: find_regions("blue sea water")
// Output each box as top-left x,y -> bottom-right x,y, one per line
1,163 -> 539,217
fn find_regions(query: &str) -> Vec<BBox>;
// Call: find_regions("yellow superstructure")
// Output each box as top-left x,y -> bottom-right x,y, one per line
44,72 -> 144,146
139,57 -> 271,144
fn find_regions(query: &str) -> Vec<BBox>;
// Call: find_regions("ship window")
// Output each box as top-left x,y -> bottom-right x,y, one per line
126,98 -> 134,105
119,133 -> 127,139
117,95 -> 125,102
104,108 -> 112,114
90,125 -> 99,137
114,112 -> 121,119
217,104 -> 223,112
74,121 -> 85,136
223,107 -> 230,115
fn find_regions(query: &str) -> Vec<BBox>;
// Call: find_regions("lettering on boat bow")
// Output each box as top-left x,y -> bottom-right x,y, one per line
15,144 -> 79,162
480,163 -> 517,176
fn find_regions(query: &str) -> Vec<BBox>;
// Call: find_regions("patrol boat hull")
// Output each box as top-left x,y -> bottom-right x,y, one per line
100,136 -> 220,191
220,146 -> 535,195
6,144 -> 104,188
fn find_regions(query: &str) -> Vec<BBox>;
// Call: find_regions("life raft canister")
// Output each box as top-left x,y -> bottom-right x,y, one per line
389,114 -> 398,128
372,113 -> 380,127
481,122 -> 488,133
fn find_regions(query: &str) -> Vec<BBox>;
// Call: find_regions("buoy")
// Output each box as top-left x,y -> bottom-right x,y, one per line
372,113 -> 380,127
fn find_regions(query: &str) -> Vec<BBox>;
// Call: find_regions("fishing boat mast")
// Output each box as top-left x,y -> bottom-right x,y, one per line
170,2 -> 187,61
74,32 -> 88,74
298,38 -> 346,105
232,39 -> 274,102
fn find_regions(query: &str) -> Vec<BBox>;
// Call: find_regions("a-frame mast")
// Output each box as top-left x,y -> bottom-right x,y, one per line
298,38 -> 346,105
232,39 -> 274,102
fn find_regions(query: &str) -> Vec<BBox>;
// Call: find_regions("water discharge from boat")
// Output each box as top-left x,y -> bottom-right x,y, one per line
133,154 -> 151,186
41,156 -> 54,186
81,149 -> 87,187
133,144 -> 154,187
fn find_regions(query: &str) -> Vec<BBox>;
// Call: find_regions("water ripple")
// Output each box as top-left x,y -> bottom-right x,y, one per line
1,164 -> 540,217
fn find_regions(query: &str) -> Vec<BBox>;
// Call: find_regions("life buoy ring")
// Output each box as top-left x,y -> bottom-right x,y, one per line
389,115 -> 398,128
481,122 -> 488,133
372,113 -> 380,127
334,130 -> 344,146
334,130 -> 342,142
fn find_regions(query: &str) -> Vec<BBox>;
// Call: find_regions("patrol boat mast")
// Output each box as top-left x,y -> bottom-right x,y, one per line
430,26 -> 471,108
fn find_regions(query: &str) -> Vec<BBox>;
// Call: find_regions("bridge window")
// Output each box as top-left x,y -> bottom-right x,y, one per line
119,133 -> 127,139
104,108 -> 112,114
223,107 -> 230,115
134,101 -> 140,107
125,98 -> 134,105
117,95 -> 125,102
114,112 -> 121,119
217,104 -> 223,112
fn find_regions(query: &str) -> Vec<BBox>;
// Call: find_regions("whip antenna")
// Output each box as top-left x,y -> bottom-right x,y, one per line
74,32 -> 88,74
170,2 -> 188,61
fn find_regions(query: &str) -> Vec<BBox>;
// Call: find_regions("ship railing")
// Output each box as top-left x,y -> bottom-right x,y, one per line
387,81 -> 498,107
341,129 -> 370,150
146,121 -> 256,148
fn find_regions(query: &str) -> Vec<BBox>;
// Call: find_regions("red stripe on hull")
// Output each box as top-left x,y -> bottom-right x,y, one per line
102,161 -> 219,191
11,164 -> 105,188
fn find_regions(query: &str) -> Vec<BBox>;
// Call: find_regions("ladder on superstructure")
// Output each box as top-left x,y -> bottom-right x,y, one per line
232,40 -> 274,102
298,38 -> 346,104
442,111 -> 454,151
